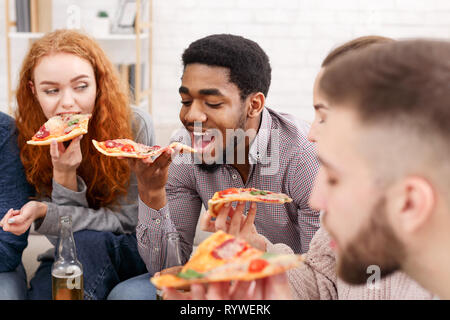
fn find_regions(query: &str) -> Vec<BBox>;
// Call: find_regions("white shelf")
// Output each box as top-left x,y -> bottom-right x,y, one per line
8,32 -> 149,40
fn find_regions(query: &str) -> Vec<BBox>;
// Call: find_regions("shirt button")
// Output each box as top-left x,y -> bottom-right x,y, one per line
155,218 -> 161,224
165,214 -> 170,219
232,174 -> 238,180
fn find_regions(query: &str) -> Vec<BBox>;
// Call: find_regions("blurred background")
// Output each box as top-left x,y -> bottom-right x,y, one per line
1,0 -> 450,144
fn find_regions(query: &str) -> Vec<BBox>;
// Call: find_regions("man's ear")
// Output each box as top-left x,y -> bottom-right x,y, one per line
390,176 -> 436,235
29,80 -> 36,95
247,92 -> 265,118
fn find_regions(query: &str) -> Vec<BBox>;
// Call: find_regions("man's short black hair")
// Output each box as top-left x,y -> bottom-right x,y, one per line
182,34 -> 272,100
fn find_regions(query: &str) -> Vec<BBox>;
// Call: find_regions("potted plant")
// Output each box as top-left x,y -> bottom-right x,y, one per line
93,10 -> 110,37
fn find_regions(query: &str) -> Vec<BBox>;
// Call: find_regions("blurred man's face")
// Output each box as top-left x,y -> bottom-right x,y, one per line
309,107 -> 404,285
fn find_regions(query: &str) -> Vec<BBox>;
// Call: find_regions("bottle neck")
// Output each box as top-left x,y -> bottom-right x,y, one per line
163,232 -> 183,268
56,217 -> 78,263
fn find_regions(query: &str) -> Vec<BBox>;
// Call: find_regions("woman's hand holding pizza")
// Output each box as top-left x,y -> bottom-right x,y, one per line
200,201 -> 267,251
0,201 -> 48,236
50,136 -> 83,191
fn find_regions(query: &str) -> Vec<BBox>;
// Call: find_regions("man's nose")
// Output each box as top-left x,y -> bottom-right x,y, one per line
307,123 -> 318,143
184,101 -> 207,123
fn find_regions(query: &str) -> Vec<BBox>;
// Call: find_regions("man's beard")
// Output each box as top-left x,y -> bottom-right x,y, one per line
336,196 -> 406,285
197,109 -> 247,174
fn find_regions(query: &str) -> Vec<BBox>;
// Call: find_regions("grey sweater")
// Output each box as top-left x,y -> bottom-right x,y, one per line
34,107 -> 155,247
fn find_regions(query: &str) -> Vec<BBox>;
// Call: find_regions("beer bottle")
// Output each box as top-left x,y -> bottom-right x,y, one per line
51,216 -> 84,300
156,231 -> 183,300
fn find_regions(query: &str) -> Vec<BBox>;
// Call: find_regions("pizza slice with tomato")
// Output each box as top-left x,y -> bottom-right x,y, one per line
92,139 -> 196,159
151,230 -> 303,289
207,188 -> 293,217
27,113 -> 91,146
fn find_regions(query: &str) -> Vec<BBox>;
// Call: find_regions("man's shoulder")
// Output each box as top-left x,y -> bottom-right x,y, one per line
266,107 -> 314,154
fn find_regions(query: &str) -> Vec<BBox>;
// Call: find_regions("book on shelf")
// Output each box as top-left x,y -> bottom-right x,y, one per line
15,0 -> 31,32
116,63 -> 145,102
37,0 -> 53,33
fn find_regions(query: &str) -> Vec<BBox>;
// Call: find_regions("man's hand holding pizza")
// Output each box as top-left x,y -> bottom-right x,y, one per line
128,146 -> 181,210
200,201 -> 267,251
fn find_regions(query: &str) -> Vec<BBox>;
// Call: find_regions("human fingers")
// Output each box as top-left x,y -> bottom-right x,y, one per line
169,144 -> 182,159
228,201 -> 245,236
214,202 -> 231,232
229,280 -> 253,300
0,209 -> 13,227
248,279 -> 264,300
263,273 -> 292,300
199,211 -> 216,232
49,140 -> 60,160
2,209 -> 21,225
205,282 -> 230,300
1,213 -> 29,235
152,149 -> 173,170
241,202 -> 257,233
191,283 -> 207,300
162,287 -> 192,300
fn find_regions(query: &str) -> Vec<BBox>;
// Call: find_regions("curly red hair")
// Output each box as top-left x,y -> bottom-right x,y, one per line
15,29 -> 134,209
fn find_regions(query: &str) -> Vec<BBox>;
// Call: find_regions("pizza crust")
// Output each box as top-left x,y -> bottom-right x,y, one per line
168,142 -> 197,154
91,139 -> 153,159
207,188 -> 293,217
92,139 -> 197,159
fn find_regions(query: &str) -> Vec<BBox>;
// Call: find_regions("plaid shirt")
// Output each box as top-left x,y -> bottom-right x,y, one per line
137,107 -> 321,274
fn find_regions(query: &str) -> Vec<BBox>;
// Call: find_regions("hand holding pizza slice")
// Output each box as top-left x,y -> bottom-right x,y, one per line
151,230 -> 303,290
27,113 -> 91,146
92,139 -> 196,159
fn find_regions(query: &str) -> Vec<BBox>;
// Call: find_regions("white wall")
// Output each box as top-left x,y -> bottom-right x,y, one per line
2,0 -> 450,128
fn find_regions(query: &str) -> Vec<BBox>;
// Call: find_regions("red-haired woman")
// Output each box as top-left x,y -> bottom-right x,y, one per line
5,29 -> 155,300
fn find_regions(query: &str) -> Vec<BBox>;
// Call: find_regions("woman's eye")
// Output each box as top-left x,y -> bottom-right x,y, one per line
44,89 -> 58,95
75,84 -> 88,90
181,100 -> 192,107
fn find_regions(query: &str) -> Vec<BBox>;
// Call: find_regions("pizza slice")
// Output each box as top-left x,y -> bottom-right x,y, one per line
27,113 -> 91,146
207,188 -> 293,217
92,139 -> 197,159
151,230 -> 303,289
